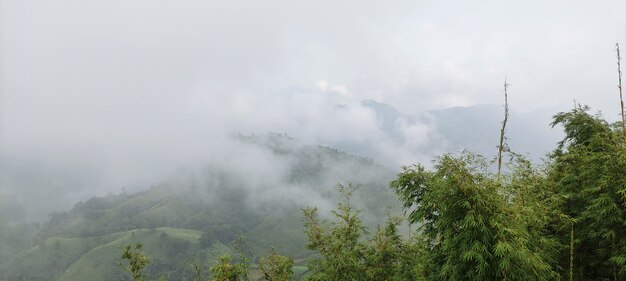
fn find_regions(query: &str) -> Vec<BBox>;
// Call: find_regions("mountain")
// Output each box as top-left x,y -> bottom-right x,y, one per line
1,134 -> 399,281
362,100 -> 562,161
0,101 -> 562,230
0,102 -> 566,280
430,105 -> 562,159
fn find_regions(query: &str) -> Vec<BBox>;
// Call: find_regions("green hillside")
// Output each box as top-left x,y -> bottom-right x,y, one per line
7,227 -> 231,280
1,135 -> 399,280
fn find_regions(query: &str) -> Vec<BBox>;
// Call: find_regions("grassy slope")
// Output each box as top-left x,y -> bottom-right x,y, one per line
4,138 -> 398,280
9,227 -> 225,281
58,228 -> 207,281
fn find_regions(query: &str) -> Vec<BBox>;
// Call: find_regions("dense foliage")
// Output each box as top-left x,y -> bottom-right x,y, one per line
548,107 -> 626,280
209,255 -> 248,281
302,184 -> 424,281
258,250 -> 295,281
120,243 -> 151,281
390,153 -> 555,280
300,107 -> 626,280
0,137 -> 396,280
5,107 -> 626,280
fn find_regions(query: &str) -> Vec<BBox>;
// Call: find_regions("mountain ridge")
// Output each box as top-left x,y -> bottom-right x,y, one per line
2,135 -> 399,280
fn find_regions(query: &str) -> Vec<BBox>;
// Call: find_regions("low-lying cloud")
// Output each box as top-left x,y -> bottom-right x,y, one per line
0,0 -> 624,218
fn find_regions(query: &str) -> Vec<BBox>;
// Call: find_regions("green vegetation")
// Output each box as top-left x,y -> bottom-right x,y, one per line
0,138 -> 397,280
301,184 -> 423,281
548,106 -> 626,279
209,255 -> 248,281
296,106 -> 626,280
258,250 -> 295,281
3,105 -> 626,280
391,153 -> 555,280
121,243 -> 151,281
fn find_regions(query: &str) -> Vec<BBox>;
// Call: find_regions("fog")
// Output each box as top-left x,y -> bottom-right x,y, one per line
1,0 -> 625,220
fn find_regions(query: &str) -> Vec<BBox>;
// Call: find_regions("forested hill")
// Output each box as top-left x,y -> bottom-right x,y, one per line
1,134 -> 399,281
0,105 -> 567,281
362,100 -> 562,161
0,103 -> 561,227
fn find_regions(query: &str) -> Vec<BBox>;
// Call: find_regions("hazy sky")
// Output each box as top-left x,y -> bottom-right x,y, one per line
1,0 -> 625,191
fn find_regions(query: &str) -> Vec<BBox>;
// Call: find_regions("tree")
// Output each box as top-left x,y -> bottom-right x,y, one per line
616,43 -> 625,144
302,184 -> 368,281
302,184 -> 424,281
497,78 -> 510,180
209,255 -> 247,281
503,153 -> 564,277
258,250 -> 294,281
120,243 -> 151,281
548,107 -> 626,280
390,153 -> 555,280
363,216 -> 427,281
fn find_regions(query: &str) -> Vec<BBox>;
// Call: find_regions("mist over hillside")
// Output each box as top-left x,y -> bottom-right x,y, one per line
362,100 -> 563,161
0,104 -> 566,279
1,0 -> 622,225
1,133 -> 402,280
1,1 -> 624,279
1,101 -> 563,225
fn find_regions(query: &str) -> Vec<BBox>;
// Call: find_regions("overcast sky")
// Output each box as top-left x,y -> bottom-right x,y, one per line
1,0 -> 625,191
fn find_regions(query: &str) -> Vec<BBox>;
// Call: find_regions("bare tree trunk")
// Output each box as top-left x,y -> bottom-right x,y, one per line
497,78 -> 510,180
570,223 -> 574,281
617,43 -> 625,145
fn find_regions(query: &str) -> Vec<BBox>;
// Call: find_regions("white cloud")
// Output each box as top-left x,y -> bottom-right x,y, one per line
0,0 -> 624,195
330,84 -> 352,98
315,80 -> 329,92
